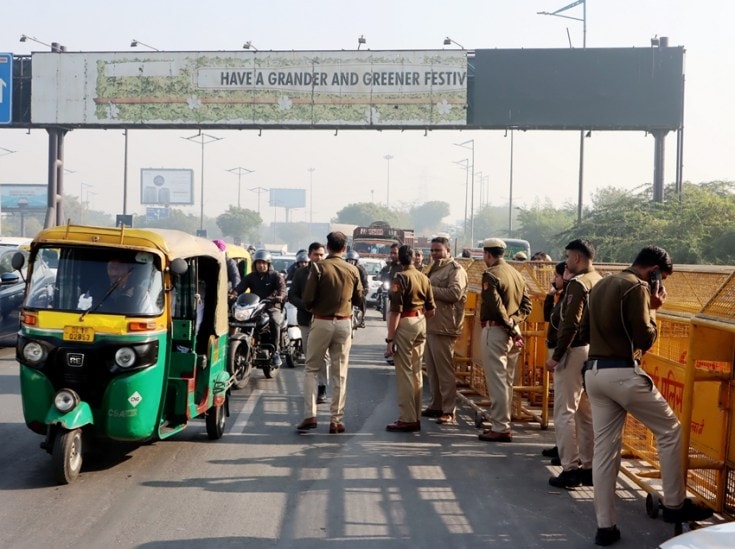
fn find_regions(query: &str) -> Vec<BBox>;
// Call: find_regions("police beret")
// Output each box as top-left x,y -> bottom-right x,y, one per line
513,251 -> 528,260
483,238 -> 506,249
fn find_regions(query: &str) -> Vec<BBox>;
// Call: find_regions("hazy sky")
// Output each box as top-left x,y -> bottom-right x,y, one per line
1,0 -> 733,229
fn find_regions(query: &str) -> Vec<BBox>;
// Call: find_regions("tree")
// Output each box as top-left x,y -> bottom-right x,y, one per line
334,202 -> 411,227
515,200 -> 577,259
409,201 -> 450,234
216,206 -> 262,244
134,208 -> 202,234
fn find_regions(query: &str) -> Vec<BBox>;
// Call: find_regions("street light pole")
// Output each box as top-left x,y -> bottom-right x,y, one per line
508,130 -> 515,236
308,167 -> 315,229
383,155 -> 393,208
454,159 -> 469,240
537,0 -> 587,221
249,186 -> 269,216
182,132 -> 223,233
227,166 -> 254,208
455,140 -> 475,244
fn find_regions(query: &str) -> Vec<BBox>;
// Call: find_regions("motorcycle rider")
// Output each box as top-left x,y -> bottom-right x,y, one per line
345,250 -> 368,328
233,250 -> 287,368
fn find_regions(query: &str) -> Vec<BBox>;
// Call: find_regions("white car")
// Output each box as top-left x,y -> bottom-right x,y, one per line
360,258 -> 386,305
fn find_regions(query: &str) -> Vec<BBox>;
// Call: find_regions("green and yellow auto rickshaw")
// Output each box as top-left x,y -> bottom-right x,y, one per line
15,224 -> 232,484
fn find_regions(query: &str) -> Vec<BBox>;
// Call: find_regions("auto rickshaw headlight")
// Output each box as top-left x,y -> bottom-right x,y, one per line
22,341 -> 46,365
115,347 -> 137,369
54,389 -> 80,413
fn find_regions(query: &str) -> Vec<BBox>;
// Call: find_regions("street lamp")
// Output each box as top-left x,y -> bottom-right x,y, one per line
307,167 -> 316,229
443,37 -> 466,49
19,34 -> 65,52
227,166 -> 254,209
455,140 -> 475,244
454,159 -> 469,238
249,186 -> 269,216
80,182 -> 93,224
243,41 -> 258,51
182,132 -> 224,233
130,39 -> 159,51
507,130 -> 515,236
383,154 -> 393,208
538,0 -> 587,221
357,35 -> 366,50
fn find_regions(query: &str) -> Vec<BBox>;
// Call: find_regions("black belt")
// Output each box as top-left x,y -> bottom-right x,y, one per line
571,341 -> 589,348
583,358 -> 636,370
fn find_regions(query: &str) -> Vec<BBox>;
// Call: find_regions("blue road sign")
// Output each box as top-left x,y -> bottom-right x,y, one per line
0,54 -> 12,125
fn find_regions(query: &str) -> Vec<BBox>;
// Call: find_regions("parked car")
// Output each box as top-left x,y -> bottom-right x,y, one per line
361,257 -> 386,305
0,247 -> 55,346
271,254 -> 296,276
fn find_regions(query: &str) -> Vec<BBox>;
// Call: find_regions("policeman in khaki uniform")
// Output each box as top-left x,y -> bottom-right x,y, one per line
545,239 -> 601,489
582,246 -> 712,546
422,236 -> 468,424
385,246 -> 436,432
297,232 -> 363,435
478,238 -> 532,442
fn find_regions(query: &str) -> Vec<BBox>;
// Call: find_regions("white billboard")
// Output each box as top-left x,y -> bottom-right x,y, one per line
140,169 -> 193,205
269,188 -> 306,209
31,50 -> 468,127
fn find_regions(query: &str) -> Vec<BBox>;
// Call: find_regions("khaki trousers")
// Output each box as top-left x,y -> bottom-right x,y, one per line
300,324 -> 329,386
552,346 -> 594,470
480,326 -> 520,433
303,318 -> 352,423
584,365 -> 684,528
425,333 -> 457,414
393,316 -> 426,423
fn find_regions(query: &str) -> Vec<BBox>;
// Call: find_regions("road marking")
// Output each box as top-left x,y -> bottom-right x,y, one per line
229,388 -> 262,435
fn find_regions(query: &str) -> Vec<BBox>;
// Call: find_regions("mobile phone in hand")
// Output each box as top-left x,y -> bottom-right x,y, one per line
649,268 -> 663,294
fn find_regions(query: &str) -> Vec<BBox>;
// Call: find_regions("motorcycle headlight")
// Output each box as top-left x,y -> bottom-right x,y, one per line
233,305 -> 252,321
382,281 -> 390,290
23,341 -> 46,365
115,347 -> 137,369
54,389 -> 80,413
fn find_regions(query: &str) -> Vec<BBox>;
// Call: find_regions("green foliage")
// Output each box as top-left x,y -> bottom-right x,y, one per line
216,206 -> 262,244
334,202 -> 410,228
409,201 -> 450,233
558,181 -> 735,264
134,208 -> 203,234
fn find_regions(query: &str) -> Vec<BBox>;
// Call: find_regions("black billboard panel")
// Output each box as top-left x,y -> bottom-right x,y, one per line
469,47 -> 684,131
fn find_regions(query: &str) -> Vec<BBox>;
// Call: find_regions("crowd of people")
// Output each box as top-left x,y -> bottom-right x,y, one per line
213,233 -> 714,547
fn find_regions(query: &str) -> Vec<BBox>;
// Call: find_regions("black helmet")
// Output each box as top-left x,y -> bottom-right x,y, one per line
296,251 -> 309,263
345,250 -> 360,263
253,249 -> 272,265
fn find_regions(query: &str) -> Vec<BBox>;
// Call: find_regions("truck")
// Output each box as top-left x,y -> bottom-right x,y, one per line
351,221 -> 415,258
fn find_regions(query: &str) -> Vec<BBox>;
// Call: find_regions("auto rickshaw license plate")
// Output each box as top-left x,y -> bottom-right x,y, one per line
63,326 -> 95,343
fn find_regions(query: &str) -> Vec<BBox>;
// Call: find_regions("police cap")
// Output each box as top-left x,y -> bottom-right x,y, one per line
482,238 -> 506,250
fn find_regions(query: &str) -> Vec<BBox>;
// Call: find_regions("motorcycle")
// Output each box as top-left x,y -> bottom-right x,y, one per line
228,294 -> 297,382
351,305 -> 365,338
374,279 -> 391,321
284,301 -> 303,364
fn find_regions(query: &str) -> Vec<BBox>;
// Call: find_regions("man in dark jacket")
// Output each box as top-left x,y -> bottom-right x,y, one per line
234,249 -> 287,368
288,243 -> 328,402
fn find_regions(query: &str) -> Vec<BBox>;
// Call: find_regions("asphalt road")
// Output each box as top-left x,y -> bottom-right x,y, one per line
0,308 -> 700,548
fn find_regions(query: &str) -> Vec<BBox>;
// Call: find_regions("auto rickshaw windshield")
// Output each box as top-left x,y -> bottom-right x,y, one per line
24,246 -> 164,316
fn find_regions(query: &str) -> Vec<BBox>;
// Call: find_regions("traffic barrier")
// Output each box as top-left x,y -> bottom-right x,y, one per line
451,259 -> 735,518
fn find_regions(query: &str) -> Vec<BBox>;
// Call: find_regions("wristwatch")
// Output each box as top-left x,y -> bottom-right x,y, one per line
385,338 -> 393,343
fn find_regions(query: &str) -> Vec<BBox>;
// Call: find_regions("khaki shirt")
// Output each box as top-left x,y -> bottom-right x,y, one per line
480,259 -> 532,333
389,265 -> 436,314
551,268 -> 602,361
426,258 -> 468,337
303,254 -> 363,317
585,268 -> 657,362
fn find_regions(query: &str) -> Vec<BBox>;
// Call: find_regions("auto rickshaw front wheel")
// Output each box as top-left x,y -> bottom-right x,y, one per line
206,398 -> 227,440
52,428 -> 83,484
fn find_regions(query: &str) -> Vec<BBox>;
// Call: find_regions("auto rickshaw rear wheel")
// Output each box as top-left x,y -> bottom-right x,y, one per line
206,397 -> 227,440
52,428 -> 83,485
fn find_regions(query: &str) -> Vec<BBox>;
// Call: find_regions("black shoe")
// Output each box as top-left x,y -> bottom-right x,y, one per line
550,457 -> 561,466
542,446 -> 559,458
548,469 -> 581,488
662,498 -> 714,523
579,468 -> 593,486
594,526 -> 620,546
316,385 -> 327,404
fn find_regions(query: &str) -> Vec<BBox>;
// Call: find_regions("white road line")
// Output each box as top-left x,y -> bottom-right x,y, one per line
228,389 -> 262,435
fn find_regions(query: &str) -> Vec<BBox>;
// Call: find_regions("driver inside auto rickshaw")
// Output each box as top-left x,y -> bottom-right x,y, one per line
105,258 -> 156,314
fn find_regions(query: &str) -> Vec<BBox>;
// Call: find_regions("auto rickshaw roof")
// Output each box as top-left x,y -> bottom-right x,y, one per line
225,243 -> 251,261
31,224 -> 223,262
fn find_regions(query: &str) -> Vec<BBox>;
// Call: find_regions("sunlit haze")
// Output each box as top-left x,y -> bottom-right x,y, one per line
1,1 -> 732,229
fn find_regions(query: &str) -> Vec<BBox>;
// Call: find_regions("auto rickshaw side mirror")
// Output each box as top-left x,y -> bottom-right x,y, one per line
170,258 -> 188,275
11,251 -> 26,271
